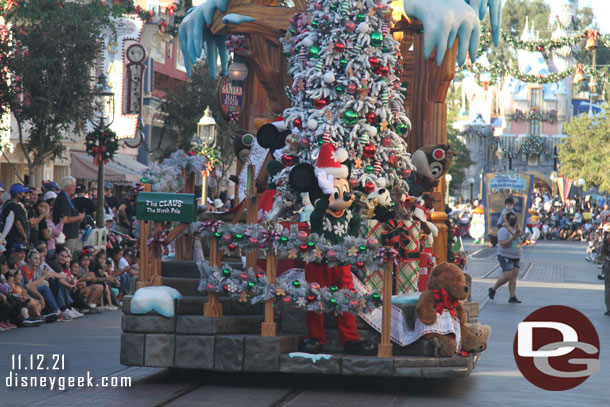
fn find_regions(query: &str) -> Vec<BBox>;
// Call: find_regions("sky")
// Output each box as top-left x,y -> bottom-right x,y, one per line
545,0 -> 610,33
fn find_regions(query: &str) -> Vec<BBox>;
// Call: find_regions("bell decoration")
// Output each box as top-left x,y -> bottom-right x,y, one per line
573,64 -> 586,84
585,30 -> 599,51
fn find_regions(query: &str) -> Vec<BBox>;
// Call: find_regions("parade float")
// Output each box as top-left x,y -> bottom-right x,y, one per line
120,0 -> 501,378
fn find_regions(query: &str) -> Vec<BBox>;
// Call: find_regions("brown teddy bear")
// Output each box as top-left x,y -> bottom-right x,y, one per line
415,262 -> 489,357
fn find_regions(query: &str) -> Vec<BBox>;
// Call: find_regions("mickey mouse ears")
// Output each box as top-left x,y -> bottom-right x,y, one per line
289,163 -> 316,193
257,121 -> 289,151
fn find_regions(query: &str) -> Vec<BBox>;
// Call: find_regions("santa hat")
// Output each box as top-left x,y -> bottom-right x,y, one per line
315,143 -> 348,179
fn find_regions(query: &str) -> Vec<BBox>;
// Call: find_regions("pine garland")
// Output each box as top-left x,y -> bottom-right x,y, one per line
513,109 -> 557,124
492,135 -> 558,159
197,262 -> 382,315
197,220 -> 398,270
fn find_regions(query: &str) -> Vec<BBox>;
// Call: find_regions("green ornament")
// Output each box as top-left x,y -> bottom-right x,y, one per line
395,122 -> 409,135
330,3 -> 338,11
365,165 -> 374,173
330,298 -> 337,304
343,109 -> 359,126
214,232 -> 222,239
311,20 -> 318,28
318,140 -> 324,146
340,58 -> 348,68
335,85 -> 344,94
382,46 -> 389,53
356,13 -> 365,22
281,236 -> 289,243
140,177 -> 148,183
307,241 -> 315,248
308,45 -> 320,59
290,28 -> 296,36
248,281 -> 255,288
416,28 -> 424,34
359,245 -> 366,252
370,32 -> 383,47
222,269 -> 231,277
235,233 -> 243,240
330,286 -> 338,292
292,280 -> 301,288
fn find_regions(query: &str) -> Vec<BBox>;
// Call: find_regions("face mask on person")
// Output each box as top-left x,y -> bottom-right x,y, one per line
506,204 -> 514,211
509,218 -> 518,227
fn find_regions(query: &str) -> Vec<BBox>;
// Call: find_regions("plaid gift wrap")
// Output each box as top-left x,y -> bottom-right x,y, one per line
360,219 -> 420,294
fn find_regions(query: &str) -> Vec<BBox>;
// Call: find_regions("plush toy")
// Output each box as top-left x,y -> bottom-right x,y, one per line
415,263 -> 489,357
232,130 -> 255,163
406,144 -> 457,197
410,194 -> 438,247
289,142 -> 375,355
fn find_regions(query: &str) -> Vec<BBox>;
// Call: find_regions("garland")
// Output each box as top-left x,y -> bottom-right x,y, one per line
492,135 -> 558,159
513,109 -> 557,124
197,220 -> 399,269
197,262 -> 382,315
195,146 -> 220,177
459,61 -> 609,87
458,126 -> 494,138
85,126 -> 119,165
225,35 -> 246,55
147,230 -> 170,255
478,27 -> 605,55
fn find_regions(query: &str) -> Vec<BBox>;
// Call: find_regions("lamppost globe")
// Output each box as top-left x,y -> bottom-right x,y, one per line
578,178 -> 586,187
445,173 -> 453,183
468,177 -> 475,185
197,106 -> 217,148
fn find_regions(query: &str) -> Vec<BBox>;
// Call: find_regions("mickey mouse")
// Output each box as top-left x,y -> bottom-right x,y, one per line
289,142 -> 376,355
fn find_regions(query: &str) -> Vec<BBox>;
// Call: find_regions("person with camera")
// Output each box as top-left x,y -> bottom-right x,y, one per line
53,177 -> 85,255
489,212 -> 523,303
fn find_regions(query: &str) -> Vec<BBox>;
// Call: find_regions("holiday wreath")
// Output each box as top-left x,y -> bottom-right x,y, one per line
86,127 -> 119,164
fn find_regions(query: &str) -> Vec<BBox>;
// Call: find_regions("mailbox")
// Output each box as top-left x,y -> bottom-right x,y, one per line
136,192 -> 197,223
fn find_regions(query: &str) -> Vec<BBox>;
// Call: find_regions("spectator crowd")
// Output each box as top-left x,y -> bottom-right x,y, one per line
0,176 -> 140,331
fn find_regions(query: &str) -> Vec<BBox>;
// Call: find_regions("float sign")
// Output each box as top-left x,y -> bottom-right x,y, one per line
218,76 -> 243,121
136,192 -> 196,222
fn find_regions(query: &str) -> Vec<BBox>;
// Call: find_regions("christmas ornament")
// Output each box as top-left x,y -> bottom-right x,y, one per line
335,85 -> 345,94
340,58 -> 348,68
345,21 -> 356,32
370,32 -> 383,47
248,237 -> 259,248
401,168 -> 412,178
314,2 -> 323,10
314,98 -> 329,109
368,56 -> 379,67
367,238 -> 378,249
334,42 -> 345,53
364,181 -> 376,193
347,83 -> 357,94
300,137 -> 311,148
356,13 -> 365,22
307,118 -> 318,130
310,282 -> 321,291
308,45 -> 320,58
281,154 -> 297,167
365,112 -> 376,123
395,121 -> 409,135
343,109 -> 359,125
373,160 -> 382,174
323,71 -> 336,84
382,136 -> 393,147
293,117 -> 302,129
363,143 -> 376,158
356,22 -> 369,33
297,230 -> 309,242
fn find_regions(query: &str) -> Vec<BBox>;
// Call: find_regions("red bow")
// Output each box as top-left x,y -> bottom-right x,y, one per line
588,30 -> 599,41
432,288 -> 458,317
413,203 -> 430,220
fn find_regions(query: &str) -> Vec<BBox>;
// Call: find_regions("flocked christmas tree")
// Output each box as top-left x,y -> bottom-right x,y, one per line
277,0 -> 413,193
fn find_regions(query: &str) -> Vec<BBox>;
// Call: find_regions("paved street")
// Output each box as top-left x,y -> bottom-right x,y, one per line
1,239 -> 608,406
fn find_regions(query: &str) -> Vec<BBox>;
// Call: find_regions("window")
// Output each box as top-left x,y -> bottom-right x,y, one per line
530,119 -> 540,136
531,87 -> 541,108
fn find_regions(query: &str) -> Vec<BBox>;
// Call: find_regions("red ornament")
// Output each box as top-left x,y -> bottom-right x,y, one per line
282,296 -> 292,305
297,230 -> 309,242
300,243 -> 309,252
368,56 -> 379,67
281,154 -> 297,167
314,2 -> 323,10
347,83 -> 357,94
382,136 -> 393,147
293,117 -> 302,129
366,112 -> 376,123
364,181 -> 376,193
314,98 -> 329,109
228,243 -> 237,251
334,42 -> 345,52
188,150 -> 197,156
239,272 -> 249,281
377,65 -> 390,76
537,46 -> 543,51
388,151 -> 397,166
307,294 -> 316,303
363,143 -> 376,158
356,262 -> 365,268
345,21 -> 356,32
349,178 -> 358,189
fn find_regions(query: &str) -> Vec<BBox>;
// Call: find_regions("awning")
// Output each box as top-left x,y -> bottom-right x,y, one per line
70,153 -> 147,184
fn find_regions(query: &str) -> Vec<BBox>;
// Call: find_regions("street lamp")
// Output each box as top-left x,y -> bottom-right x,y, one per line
93,73 -> 115,229
227,62 -> 248,83
197,106 -> 217,204
578,178 -> 586,208
468,177 -> 475,202
445,173 -> 453,205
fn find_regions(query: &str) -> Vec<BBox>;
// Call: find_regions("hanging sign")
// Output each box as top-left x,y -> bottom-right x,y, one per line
218,76 -> 243,122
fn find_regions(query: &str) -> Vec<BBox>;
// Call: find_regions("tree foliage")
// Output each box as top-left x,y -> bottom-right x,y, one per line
560,115 -> 610,193
446,111 -> 475,197
0,0 -> 129,172
158,62 -> 236,194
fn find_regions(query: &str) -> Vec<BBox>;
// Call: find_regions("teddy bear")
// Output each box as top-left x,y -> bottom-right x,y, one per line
415,262 -> 490,357
406,144 -> 457,197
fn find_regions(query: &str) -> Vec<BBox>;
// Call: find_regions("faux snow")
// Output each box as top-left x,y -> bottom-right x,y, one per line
288,352 -> 333,363
130,286 -> 183,318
